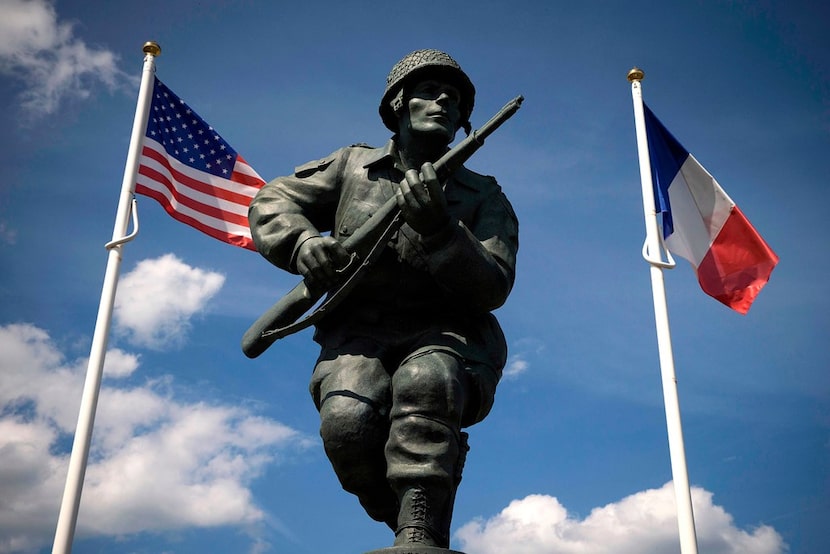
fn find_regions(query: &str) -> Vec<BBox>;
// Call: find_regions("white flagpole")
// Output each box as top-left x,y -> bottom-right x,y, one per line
628,67 -> 699,554
52,41 -> 161,554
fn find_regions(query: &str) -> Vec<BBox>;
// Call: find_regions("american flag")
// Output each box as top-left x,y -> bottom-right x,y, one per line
135,77 -> 265,250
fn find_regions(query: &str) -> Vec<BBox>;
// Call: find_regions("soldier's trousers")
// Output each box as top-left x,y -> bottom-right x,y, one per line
309,333 -> 499,529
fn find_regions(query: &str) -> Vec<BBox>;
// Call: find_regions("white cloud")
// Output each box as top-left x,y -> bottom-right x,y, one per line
456,482 -> 786,554
0,323 -> 311,554
114,254 -> 225,350
0,0 -> 132,118
504,337 -> 545,380
102,347 -> 139,378
504,355 -> 528,379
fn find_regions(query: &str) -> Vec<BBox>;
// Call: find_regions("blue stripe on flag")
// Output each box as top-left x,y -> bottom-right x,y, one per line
643,104 -> 689,239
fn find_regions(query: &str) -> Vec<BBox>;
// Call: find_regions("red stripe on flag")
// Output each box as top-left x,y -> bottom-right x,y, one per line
234,155 -> 267,188
135,184 -> 256,250
231,168 -> 266,188
141,146 -> 257,207
696,206 -> 779,314
137,163 -> 250,228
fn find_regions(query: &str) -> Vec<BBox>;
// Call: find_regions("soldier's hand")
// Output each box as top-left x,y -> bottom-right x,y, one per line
296,236 -> 351,292
398,162 -> 451,236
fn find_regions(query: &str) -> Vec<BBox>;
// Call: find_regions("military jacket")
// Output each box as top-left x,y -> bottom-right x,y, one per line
248,140 -> 519,369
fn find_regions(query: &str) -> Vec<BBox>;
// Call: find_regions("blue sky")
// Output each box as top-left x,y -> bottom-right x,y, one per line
0,1 -> 827,553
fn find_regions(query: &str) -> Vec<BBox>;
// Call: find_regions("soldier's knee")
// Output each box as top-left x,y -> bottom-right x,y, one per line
398,352 -> 459,391
393,351 -> 466,421
319,391 -> 388,450
318,392 -> 392,501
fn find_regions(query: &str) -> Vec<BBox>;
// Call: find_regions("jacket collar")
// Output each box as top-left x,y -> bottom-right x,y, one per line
362,139 -> 399,170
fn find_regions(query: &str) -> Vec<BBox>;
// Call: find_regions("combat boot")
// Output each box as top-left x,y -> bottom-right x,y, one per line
393,485 -> 450,548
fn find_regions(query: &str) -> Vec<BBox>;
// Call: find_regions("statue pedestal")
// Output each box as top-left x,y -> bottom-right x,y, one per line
365,547 -> 465,554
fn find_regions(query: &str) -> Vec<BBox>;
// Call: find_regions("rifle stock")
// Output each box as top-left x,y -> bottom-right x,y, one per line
242,95 -> 523,358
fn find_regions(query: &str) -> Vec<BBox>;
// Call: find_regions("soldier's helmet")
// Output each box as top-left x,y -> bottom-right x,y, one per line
379,49 -> 475,134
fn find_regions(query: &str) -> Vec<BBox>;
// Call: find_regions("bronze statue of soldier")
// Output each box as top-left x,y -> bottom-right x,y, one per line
248,49 -> 519,552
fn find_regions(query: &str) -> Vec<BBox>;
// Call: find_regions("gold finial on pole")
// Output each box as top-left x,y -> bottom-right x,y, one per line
143,41 -> 161,57
627,67 -> 644,82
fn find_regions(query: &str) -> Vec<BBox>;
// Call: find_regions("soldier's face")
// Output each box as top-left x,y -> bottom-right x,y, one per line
403,80 -> 462,142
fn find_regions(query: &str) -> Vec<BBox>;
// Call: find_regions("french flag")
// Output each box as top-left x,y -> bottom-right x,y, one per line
644,104 -> 779,314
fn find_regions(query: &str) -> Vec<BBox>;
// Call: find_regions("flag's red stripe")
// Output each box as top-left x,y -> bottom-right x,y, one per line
235,155 -> 267,188
142,146 -> 258,207
135,184 -> 256,250
232,167 -> 266,188
696,206 -> 779,314
137,163 -> 250,228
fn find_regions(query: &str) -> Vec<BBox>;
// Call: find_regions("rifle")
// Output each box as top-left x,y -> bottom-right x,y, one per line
241,95 -> 523,358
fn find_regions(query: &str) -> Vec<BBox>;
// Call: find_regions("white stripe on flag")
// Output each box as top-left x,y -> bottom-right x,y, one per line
664,154 -> 735,266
